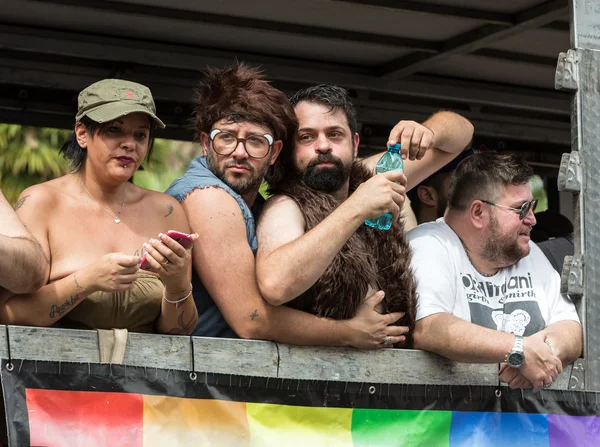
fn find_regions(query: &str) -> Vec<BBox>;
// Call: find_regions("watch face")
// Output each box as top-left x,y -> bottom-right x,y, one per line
508,352 -> 524,368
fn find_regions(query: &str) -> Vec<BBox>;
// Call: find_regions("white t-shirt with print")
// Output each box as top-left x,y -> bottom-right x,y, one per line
406,219 -> 580,336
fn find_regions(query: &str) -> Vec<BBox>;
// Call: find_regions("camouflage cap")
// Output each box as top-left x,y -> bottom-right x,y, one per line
75,79 -> 165,128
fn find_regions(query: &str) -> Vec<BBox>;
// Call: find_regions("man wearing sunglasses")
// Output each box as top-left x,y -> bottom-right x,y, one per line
166,63 -> 407,348
407,152 -> 582,392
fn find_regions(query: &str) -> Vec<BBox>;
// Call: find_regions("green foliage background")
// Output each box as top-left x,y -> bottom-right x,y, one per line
0,124 -> 200,205
0,124 -> 71,204
0,124 -> 548,211
530,174 -> 548,213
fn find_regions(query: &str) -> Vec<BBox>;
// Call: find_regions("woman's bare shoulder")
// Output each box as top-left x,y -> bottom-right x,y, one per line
17,175 -> 73,211
137,187 -> 182,215
133,186 -> 189,233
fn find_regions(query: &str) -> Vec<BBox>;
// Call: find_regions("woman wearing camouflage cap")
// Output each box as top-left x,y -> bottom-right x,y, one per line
0,79 -> 198,335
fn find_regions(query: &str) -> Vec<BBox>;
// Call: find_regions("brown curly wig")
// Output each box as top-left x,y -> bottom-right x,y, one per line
192,63 -> 297,182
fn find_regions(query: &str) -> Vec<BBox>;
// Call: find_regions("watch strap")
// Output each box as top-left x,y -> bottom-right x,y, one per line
505,334 -> 524,363
513,335 -> 524,353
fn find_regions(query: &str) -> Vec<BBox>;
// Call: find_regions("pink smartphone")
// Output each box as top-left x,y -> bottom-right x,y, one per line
140,230 -> 194,270
164,230 -> 194,249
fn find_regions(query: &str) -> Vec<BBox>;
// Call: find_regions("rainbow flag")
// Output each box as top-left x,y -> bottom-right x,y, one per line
25,389 -> 600,447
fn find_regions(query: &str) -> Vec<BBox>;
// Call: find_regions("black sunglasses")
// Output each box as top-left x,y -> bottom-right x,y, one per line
481,199 -> 538,220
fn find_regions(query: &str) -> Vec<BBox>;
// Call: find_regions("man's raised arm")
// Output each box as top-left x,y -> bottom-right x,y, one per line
0,190 -> 47,294
362,111 -> 474,191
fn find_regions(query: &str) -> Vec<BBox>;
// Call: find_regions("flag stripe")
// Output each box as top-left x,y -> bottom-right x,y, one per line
26,389 -> 143,447
352,408 -> 452,447
143,395 -> 249,447
23,389 -> 600,446
247,403 -> 353,447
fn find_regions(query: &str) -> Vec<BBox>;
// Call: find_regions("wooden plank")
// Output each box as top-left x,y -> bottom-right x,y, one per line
275,345 -> 498,386
0,326 -> 578,389
191,337 -> 279,377
0,326 -> 101,364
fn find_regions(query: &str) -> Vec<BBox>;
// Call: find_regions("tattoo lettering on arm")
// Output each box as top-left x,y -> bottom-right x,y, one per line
250,310 -> 259,320
14,195 -> 30,211
49,294 -> 81,319
166,309 -> 196,335
164,204 -> 174,217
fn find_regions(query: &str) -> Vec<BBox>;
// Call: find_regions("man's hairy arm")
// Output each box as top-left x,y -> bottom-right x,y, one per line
257,171 -> 406,305
0,190 -> 47,293
184,187 -> 404,347
403,111 -> 474,191
184,188 -> 345,344
414,313 -> 515,363
362,111 -> 474,191
415,313 -> 566,391
544,319 -> 583,366
256,195 -> 364,305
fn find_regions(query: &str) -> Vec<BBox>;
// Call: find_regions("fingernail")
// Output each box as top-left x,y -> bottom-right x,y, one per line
158,233 -> 165,239
149,238 -> 156,243
143,243 -> 150,249
402,154 -> 407,160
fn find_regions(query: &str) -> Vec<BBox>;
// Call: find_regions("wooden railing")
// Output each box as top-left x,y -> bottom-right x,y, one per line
0,325 -> 575,390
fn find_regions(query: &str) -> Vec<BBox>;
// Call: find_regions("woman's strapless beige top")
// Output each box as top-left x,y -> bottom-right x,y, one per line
56,272 -> 163,333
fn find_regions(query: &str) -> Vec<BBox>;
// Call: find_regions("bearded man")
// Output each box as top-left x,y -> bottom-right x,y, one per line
166,66 -> 413,348
255,84 -> 474,348
406,152 -> 582,392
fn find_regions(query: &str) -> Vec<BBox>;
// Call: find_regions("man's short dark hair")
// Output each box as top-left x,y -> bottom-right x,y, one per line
409,171 -> 452,216
289,84 -> 358,136
448,152 -> 534,211
269,85 -> 357,192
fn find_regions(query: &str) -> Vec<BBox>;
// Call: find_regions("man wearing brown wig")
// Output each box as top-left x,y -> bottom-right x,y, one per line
166,64 -> 406,347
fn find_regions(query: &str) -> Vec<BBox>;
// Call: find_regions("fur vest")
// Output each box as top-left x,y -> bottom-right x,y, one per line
276,161 -> 417,347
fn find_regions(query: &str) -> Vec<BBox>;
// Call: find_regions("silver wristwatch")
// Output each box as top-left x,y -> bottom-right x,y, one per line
506,335 -> 525,369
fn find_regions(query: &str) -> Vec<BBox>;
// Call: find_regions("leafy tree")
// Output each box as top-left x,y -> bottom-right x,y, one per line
0,123 -> 199,205
0,124 -> 70,204
134,139 -> 200,192
530,174 -> 548,213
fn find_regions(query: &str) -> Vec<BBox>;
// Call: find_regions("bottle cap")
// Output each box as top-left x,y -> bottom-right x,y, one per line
387,143 -> 401,152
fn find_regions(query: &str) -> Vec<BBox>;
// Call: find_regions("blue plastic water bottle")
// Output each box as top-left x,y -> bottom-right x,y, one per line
364,143 -> 404,231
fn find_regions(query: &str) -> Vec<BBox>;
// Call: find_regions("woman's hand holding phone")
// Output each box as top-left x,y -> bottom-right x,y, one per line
140,231 -> 194,271
141,231 -> 198,292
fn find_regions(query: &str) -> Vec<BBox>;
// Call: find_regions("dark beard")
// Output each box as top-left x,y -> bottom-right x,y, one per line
482,214 -> 529,266
299,153 -> 351,193
206,153 -> 268,196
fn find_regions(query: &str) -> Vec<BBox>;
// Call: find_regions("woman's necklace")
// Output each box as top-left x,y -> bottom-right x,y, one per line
79,177 -> 125,224
459,237 -> 496,277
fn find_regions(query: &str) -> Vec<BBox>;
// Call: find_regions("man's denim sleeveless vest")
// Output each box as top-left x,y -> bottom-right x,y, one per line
165,156 -> 259,338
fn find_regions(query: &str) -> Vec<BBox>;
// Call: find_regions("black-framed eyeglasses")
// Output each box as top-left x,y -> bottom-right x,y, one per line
481,199 -> 538,220
210,129 -> 274,159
